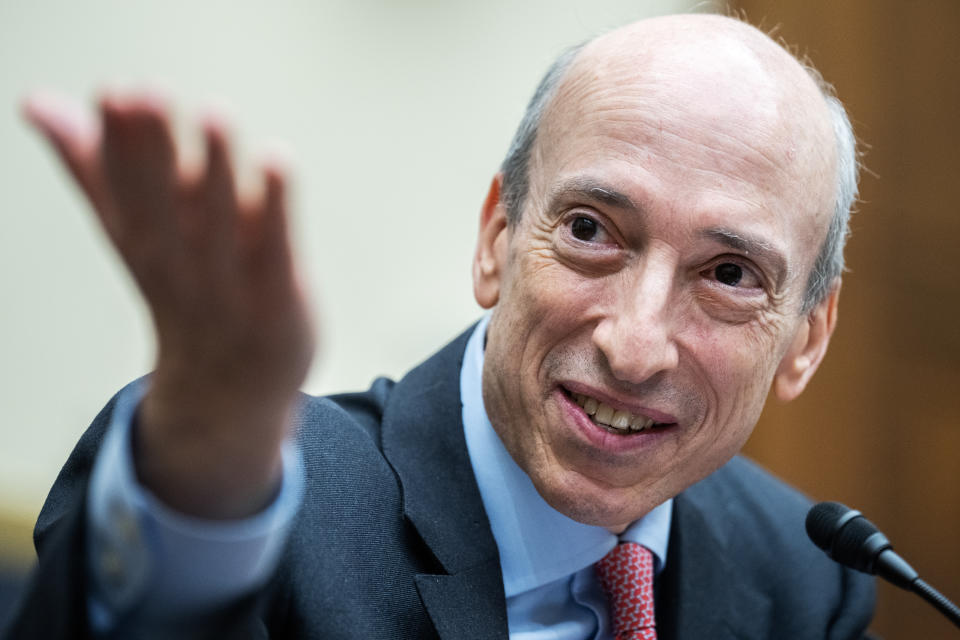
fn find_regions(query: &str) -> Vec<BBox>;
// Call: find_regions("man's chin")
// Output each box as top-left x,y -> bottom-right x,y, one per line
530,469 -> 664,528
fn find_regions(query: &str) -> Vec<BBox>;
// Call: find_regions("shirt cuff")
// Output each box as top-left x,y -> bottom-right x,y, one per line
86,378 -> 304,629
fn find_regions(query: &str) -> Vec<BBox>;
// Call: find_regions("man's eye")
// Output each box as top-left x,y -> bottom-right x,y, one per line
571,216 -> 599,241
709,262 -> 761,289
715,263 -> 743,286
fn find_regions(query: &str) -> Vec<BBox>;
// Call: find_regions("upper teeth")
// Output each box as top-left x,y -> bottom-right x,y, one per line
573,393 -> 656,432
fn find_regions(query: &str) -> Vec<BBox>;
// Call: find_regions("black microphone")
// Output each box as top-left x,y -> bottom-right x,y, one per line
806,501 -> 960,630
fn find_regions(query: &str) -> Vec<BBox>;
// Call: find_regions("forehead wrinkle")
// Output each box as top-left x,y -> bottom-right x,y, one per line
583,100 -> 788,181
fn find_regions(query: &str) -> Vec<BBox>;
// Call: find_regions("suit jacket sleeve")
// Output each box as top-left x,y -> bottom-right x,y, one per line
0,390 -> 278,640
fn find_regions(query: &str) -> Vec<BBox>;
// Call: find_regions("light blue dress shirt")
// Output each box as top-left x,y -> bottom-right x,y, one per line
86,318 -> 672,638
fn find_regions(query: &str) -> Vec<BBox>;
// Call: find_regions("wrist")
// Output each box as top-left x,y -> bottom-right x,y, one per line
133,385 -> 295,519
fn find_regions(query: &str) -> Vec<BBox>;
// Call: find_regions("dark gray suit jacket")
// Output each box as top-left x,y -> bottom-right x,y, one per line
3,327 -> 875,639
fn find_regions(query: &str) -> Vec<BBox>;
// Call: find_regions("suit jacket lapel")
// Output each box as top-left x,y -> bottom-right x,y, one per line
657,490 -> 772,640
381,327 -> 509,640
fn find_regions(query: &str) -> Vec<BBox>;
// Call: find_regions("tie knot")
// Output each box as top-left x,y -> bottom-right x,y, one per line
595,542 -> 657,640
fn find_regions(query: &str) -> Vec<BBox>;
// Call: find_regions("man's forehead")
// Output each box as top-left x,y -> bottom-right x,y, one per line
553,15 -> 828,136
527,14 -> 838,245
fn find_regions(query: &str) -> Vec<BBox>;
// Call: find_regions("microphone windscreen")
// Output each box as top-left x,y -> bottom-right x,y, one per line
808,501 -> 923,591
805,501 -> 851,552
833,513 -> 881,561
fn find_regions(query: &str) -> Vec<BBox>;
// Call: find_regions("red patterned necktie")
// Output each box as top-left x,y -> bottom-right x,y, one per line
595,542 -> 657,640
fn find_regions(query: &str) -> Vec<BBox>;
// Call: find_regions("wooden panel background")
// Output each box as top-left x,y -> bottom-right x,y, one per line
732,1 -> 960,638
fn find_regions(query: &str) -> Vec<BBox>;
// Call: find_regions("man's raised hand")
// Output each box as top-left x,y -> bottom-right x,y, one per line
23,91 -> 315,519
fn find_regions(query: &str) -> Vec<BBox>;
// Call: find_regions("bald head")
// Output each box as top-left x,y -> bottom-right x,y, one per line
500,14 -> 857,311
558,15 -> 836,176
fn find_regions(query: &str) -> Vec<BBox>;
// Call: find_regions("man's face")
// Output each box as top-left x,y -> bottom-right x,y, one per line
474,27 -> 839,529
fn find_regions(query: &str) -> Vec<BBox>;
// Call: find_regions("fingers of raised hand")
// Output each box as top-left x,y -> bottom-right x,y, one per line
27,91 -> 287,310
194,119 -> 240,251
26,90 -> 312,389
242,160 -> 292,288
22,91 -> 105,211
99,94 -> 182,268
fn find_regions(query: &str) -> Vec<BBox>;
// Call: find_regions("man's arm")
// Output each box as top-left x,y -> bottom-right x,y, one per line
1,380 -> 303,640
13,91 -> 317,633
23,89 -> 314,518
84,379 -> 304,631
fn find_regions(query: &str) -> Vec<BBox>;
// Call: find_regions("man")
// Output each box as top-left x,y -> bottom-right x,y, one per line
5,12 -> 873,640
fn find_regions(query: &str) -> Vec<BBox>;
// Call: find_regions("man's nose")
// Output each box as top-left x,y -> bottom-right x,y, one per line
591,259 -> 680,385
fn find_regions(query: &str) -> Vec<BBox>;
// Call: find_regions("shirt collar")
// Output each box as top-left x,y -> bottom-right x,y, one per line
460,315 -> 672,598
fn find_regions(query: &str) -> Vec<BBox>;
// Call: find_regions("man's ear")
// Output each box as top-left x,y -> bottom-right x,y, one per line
774,282 -> 841,402
472,173 -> 510,309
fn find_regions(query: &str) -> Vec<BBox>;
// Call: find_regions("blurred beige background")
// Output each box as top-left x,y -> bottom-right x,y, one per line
0,0 -> 702,564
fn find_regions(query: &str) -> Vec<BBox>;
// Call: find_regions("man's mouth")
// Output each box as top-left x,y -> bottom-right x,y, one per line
569,392 -> 670,434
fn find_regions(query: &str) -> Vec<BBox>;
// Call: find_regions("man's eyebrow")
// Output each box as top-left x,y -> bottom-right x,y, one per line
547,178 -> 640,213
702,227 -> 789,287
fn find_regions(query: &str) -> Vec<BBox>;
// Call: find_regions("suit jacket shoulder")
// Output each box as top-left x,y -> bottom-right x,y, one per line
657,456 -> 876,639
270,325 -> 506,638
